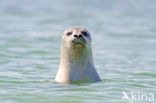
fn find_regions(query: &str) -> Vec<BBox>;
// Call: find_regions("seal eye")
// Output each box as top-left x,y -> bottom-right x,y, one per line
81,31 -> 88,36
66,32 -> 72,36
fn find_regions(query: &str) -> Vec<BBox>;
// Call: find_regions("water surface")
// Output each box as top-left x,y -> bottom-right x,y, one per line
0,0 -> 156,103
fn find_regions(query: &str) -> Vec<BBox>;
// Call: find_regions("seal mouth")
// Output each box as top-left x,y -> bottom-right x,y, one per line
71,37 -> 86,49
72,42 -> 85,48
74,42 -> 84,46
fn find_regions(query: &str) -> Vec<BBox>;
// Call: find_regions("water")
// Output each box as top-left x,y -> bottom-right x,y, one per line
0,0 -> 156,103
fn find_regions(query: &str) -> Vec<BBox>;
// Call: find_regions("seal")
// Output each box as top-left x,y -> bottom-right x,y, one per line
55,27 -> 101,84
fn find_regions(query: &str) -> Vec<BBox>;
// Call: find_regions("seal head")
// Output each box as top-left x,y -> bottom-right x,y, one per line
55,27 -> 101,84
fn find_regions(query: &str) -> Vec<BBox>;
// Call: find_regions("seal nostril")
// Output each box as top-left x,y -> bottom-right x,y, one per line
74,35 -> 78,37
79,35 -> 82,37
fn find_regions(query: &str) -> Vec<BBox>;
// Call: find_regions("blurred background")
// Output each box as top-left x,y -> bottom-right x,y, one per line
0,0 -> 156,103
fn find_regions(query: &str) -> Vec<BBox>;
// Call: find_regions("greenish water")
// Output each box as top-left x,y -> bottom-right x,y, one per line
0,0 -> 156,103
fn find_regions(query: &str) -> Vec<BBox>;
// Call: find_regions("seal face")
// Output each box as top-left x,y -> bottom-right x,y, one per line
55,27 -> 101,84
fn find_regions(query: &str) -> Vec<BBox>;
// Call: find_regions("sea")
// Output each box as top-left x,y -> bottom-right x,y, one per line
0,0 -> 156,103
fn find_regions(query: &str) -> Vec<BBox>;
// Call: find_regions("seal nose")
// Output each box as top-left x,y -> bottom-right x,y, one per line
74,34 -> 82,38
